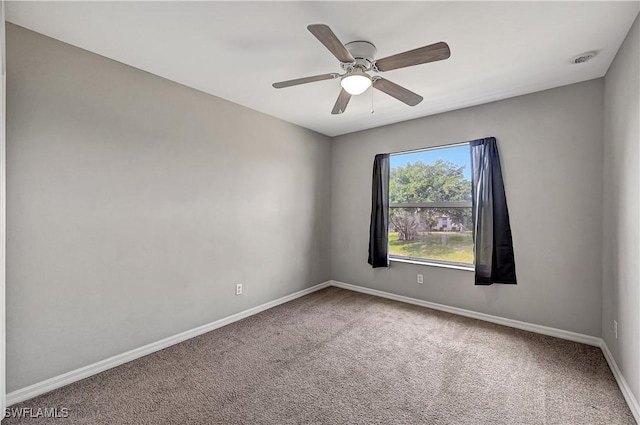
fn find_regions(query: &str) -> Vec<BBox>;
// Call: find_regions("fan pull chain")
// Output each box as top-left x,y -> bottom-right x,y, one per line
370,87 -> 375,114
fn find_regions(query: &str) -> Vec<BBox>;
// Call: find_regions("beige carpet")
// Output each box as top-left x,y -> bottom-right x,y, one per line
3,287 -> 635,424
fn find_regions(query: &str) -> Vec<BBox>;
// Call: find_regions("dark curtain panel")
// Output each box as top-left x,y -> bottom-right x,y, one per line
368,154 -> 390,268
470,138 -> 517,285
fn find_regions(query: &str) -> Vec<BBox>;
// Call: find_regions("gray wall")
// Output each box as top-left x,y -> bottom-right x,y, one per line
331,80 -> 604,337
1,1 -> 7,411
602,14 -> 640,403
5,24 -> 331,391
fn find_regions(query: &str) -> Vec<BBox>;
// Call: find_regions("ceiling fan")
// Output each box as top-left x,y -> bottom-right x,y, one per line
272,24 -> 451,115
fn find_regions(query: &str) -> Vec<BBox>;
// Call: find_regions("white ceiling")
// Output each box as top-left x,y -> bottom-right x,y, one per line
6,1 -> 639,137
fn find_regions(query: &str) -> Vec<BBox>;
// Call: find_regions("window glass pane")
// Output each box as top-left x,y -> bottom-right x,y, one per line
389,145 -> 471,203
389,207 -> 473,265
389,144 -> 474,266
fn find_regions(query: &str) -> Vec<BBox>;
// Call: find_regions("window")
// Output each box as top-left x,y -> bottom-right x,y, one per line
388,143 -> 473,267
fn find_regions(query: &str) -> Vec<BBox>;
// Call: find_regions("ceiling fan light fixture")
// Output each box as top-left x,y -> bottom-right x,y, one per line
272,24 -> 450,114
340,69 -> 372,95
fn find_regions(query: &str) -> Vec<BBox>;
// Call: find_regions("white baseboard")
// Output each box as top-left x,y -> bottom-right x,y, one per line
330,280 -> 601,346
6,281 -> 331,406
600,340 -> 640,423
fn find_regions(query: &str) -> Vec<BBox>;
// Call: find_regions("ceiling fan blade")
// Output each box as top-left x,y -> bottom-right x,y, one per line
273,73 -> 339,89
331,89 -> 352,115
375,42 -> 450,72
373,78 -> 423,106
307,24 -> 355,63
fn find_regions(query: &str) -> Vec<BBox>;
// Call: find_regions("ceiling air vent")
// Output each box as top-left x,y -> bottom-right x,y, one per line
571,52 -> 597,64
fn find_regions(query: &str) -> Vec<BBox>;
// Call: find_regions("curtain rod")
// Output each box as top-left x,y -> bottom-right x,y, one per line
388,141 -> 470,156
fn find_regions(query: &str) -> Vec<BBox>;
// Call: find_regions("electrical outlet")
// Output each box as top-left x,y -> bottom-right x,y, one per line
235,284 -> 242,296
417,274 -> 423,284
614,320 -> 618,339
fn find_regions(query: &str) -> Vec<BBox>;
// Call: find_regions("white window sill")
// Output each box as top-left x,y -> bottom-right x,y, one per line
389,257 -> 475,272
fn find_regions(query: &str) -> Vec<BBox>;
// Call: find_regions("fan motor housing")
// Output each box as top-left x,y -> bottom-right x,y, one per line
342,41 -> 377,71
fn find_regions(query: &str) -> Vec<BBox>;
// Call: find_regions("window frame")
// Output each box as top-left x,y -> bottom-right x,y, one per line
388,143 -> 475,270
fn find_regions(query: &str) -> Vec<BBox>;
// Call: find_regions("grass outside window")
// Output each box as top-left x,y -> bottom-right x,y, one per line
389,230 -> 474,265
